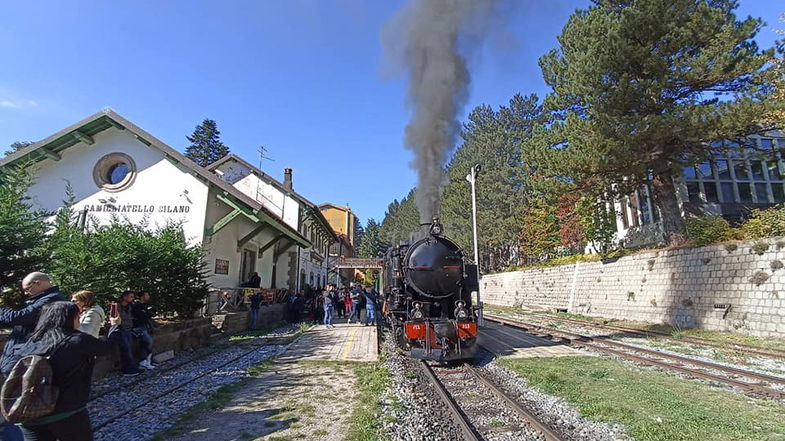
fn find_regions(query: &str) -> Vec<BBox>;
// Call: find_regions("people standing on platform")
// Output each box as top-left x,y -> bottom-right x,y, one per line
0,272 -> 63,441
249,291 -> 263,329
344,287 -> 353,320
293,292 -> 304,323
335,289 -> 345,319
322,284 -> 335,328
132,291 -> 156,370
13,301 -> 116,441
364,286 -> 378,326
348,285 -> 363,324
71,290 -> 106,338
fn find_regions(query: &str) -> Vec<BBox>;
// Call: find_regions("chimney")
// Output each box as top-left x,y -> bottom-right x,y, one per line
283,168 -> 293,191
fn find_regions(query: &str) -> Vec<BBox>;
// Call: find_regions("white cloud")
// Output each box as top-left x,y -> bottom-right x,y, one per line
0,99 -> 38,109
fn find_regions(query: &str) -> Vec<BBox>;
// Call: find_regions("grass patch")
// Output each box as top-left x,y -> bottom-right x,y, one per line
346,363 -> 391,441
229,327 -> 274,341
498,356 -> 785,441
150,379 -> 249,440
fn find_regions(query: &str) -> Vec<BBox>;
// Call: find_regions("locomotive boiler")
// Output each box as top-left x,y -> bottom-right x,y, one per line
382,218 -> 481,361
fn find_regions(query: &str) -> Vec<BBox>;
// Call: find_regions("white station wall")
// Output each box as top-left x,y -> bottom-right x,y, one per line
26,129 -> 209,245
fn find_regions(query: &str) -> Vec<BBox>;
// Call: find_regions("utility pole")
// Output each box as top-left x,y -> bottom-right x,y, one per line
466,164 -> 482,326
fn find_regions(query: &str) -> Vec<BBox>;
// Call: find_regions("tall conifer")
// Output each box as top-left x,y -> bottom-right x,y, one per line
185,119 -> 230,167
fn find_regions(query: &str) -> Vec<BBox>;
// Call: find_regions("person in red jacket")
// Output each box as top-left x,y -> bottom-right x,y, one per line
343,287 -> 353,320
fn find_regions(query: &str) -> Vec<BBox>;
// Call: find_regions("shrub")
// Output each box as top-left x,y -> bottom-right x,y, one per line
684,215 -> 738,246
48,202 -> 210,318
740,204 -> 785,239
0,166 -> 50,307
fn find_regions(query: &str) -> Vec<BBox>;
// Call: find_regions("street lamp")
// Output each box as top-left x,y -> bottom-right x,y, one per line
465,164 -> 482,326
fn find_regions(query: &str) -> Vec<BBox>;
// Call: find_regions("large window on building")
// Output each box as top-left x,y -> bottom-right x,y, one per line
683,138 -> 785,204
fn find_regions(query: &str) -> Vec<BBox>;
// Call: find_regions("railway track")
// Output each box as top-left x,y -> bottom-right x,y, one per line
89,330 -> 297,403
495,312 -> 785,360
418,359 -> 566,441
485,316 -> 785,399
90,330 -> 299,433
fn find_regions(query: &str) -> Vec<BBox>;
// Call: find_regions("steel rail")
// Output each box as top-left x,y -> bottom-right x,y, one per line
91,339 -> 282,432
486,316 -> 785,399
417,360 -> 481,441
88,330 -> 298,403
464,364 -> 566,441
498,312 -> 785,360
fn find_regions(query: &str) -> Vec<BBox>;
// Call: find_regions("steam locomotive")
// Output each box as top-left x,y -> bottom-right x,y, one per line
381,218 -> 481,361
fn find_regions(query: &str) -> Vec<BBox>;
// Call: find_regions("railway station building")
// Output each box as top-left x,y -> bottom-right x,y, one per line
0,109 -> 335,293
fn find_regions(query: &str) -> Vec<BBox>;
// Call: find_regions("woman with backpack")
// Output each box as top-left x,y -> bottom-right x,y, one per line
6,301 -> 117,441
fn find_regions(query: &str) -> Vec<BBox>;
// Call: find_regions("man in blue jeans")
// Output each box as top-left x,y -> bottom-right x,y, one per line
322,284 -> 335,328
248,291 -> 262,329
363,286 -> 377,326
348,285 -> 363,324
116,291 -> 143,376
132,291 -> 157,370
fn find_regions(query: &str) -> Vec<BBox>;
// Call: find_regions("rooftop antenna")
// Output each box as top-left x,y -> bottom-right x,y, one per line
255,145 -> 276,203
257,145 -> 276,171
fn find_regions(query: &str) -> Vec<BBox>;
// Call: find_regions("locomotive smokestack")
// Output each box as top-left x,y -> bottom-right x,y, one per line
382,0 -> 500,223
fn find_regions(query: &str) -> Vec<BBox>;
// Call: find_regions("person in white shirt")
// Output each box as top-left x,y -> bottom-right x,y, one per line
71,290 -> 106,338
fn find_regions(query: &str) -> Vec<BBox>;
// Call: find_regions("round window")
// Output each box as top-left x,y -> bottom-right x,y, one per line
93,153 -> 136,192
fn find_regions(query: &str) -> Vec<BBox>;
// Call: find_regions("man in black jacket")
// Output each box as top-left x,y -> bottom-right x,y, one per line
0,272 -> 63,441
132,291 -> 156,370
0,272 -> 64,374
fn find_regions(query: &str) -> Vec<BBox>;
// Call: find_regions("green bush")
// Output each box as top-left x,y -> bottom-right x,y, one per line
48,202 -> 210,318
0,166 -> 49,307
740,204 -> 785,239
684,215 -> 739,246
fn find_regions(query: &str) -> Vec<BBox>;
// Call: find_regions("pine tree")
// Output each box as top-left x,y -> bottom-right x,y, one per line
357,219 -> 389,258
379,189 -> 421,246
3,141 -> 34,157
527,0 -> 778,243
440,94 -> 542,271
185,119 -> 230,167
0,166 -> 49,305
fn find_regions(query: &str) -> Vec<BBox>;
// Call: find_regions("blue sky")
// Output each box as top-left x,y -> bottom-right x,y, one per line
0,1 -> 781,224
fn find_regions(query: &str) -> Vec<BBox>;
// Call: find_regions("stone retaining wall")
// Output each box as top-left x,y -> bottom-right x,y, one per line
481,237 -> 785,337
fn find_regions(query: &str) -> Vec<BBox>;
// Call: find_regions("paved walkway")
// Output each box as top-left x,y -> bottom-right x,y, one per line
479,320 -> 583,358
278,319 -> 378,362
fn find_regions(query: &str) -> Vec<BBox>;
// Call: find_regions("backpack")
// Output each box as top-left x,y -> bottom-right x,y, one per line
1,338 -> 68,423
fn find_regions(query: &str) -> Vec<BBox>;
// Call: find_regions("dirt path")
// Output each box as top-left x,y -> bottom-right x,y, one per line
165,361 -> 358,441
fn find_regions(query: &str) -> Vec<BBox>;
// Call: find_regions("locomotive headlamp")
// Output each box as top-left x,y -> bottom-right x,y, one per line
454,300 -> 470,321
411,302 -> 425,320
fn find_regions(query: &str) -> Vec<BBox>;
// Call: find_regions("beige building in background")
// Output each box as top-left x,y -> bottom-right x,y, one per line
320,203 -> 360,285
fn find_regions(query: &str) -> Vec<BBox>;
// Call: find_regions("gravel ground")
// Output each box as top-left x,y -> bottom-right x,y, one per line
165,361 -> 359,441
431,363 -> 545,440
90,324 -> 301,441
379,337 -> 468,441
378,334 -> 629,441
